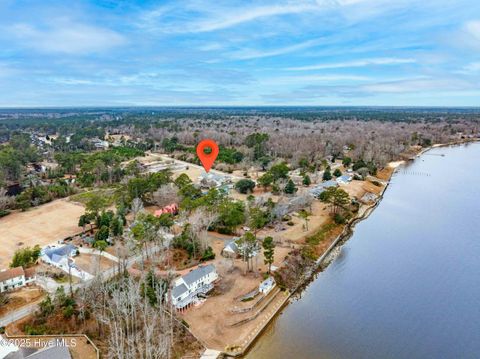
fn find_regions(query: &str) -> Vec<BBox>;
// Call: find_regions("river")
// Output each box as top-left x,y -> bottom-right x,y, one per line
246,143 -> 480,359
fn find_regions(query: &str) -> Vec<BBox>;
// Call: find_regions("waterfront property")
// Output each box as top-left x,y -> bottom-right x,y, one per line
171,264 -> 218,310
247,144 -> 480,359
0,266 -> 36,293
259,277 -> 276,295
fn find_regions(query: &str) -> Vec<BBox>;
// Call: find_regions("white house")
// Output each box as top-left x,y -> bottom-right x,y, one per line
0,267 -> 37,293
259,277 -> 276,295
41,244 -> 78,270
41,244 -> 92,281
171,264 -> 218,309
0,267 -> 25,293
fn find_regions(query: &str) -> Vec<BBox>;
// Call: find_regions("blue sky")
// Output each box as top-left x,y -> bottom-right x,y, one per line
1,0 -> 480,107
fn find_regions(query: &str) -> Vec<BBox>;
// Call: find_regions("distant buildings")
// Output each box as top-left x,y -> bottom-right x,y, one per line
0,267 -> 36,293
199,173 -> 232,189
170,264 -> 218,310
91,138 -> 109,150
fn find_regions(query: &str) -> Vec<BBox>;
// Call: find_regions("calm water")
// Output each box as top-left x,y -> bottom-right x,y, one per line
247,143 -> 480,359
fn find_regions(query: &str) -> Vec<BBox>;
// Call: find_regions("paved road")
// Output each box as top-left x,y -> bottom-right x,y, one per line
0,303 -> 38,327
151,153 -> 245,180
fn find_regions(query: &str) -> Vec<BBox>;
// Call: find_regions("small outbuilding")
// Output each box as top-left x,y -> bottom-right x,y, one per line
259,277 -> 276,295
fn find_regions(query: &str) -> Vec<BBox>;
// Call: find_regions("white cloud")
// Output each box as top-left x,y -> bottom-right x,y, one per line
362,77 -> 475,93
191,3 -> 318,32
286,57 -> 416,70
10,20 -> 126,54
464,20 -> 480,40
140,1 -> 324,33
227,39 -> 323,60
261,74 -> 371,85
463,62 -> 480,72
0,63 -> 19,78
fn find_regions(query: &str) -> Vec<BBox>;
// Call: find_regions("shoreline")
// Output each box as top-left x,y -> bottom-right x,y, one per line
230,139 -> 479,358
225,161 -> 395,357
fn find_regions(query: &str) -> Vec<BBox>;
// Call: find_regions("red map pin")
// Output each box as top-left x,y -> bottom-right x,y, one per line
196,139 -> 219,172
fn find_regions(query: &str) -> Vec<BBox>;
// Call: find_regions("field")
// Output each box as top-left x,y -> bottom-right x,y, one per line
0,199 -> 84,268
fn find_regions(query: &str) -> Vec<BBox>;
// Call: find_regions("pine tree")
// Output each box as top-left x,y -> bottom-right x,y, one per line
284,179 -> 297,194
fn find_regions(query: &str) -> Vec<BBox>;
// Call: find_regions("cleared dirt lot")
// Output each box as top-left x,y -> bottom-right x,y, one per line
74,254 -> 116,274
0,286 -> 44,317
0,199 -> 84,268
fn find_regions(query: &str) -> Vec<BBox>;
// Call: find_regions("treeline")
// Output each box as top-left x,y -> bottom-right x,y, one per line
55,146 -> 144,187
0,133 -> 40,185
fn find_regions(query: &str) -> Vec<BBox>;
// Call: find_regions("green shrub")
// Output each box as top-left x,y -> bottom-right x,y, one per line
200,247 -> 215,262
334,213 -> 346,224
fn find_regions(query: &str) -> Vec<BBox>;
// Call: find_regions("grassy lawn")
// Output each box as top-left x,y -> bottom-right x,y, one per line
306,221 -> 338,245
69,188 -> 117,206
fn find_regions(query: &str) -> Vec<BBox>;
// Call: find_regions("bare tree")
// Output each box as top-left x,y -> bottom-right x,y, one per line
86,275 -> 173,359
131,197 -> 145,221
0,188 -> 13,211
188,208 -> 218,253
152,183 -> 180,208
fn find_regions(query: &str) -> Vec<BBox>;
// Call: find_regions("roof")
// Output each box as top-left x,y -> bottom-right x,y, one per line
0,267 -> 25,282
172,283 -> 188,299
338,175 -> 353,182
223,240 -> 239,253
259,277 -> 275,290
24,267 -> 36,279
44,245 -> 76,261
25,345 -> 72,359
182,265 -> 216,287
0,335 -> 19,358
322,180 -> 338,187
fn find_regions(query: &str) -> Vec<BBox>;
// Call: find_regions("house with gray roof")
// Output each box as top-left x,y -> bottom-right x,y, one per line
40,244 -> 92,281
309,180 -> 339,198
222,238 -> 240,258
170,264 -> 218,309
336,174 -> 353,185
198,173 -> 232,189
41,245 -> 77,270
1,337 -> 72,359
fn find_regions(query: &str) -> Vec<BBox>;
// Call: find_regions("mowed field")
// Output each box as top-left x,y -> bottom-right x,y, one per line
0,199 -> 84,268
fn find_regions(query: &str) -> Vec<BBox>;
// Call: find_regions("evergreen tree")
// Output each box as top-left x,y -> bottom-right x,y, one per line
284,179 -> 297,194
262,236 -> 275,274
302,174 -> 311,186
